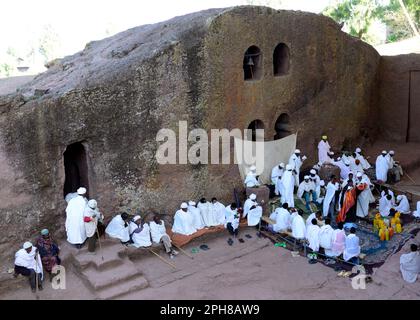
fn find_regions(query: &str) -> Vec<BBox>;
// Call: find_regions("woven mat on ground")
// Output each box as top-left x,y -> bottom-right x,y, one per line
167,219 -> 248,248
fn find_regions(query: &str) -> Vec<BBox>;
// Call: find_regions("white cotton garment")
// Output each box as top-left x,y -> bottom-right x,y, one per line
356,177 -> 375,218
291,213 -> 306,240
271,165 -> 284,186
245,206 -> 263,227
273,208 -> 291,232
129,222 -> 152,248
413,201 -> 420,218
395,195 -> 410,214
188,205 -> 205,230
297,180 -> 315,199
288,154 -> 303,186
244,173 -> 260,188
83,206 -> 103,238
376,155 -> 389,182
280,170 -> 295,207
149,220 -> 168,243
243,198 -> 257,217
306,224 -> 321,252
225,205 -> 237,222
172,209 -> 197,235
326,229 -> 346,257
198,201 -> 219,227
379,195 -> 393,217
225,211 -> 240,230
343,234 -> 361,261
65,195 -> 88,244
15,247 -> 44,279
355,152 -> 371,170
319,224 -> 334,250
318,140 -> 331,164
323,182 -> 339,217
105,215 -> 130,242
400,251 -> 420,283
212,201 -> 226,226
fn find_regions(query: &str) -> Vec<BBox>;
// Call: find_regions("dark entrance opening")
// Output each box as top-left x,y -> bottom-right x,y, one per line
63,142 -> 90,198
274,113 -> 291,139
273,43 -> 290,76
243,46 -> 262,81
247,119 -> 265,141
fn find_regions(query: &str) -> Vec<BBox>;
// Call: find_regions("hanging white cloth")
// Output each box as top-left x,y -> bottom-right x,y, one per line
212,201 -> 226,225
291,213 -> 306,240
395,195 -> 410,214
323,181 -> 339,217
376,155 -> 389,182
14,247 -> 44,279
189,204 -> 205,230
172,209 -> 197,235
129,222 -> 152,248
198,201 -> 219,227
319,224 -> 334,250
306,224 -> 320,252
244,205 -> 262,227
65,195 -> 88,244
273,208 -> 291,232
280,169 -> 295,207
400,251 -> 420,283
105,215 -> 130,242
343,234 -> 361,261
149,220 -> 168,243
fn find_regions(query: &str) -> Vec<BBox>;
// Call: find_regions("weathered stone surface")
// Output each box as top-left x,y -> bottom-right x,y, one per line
0,6 -> 380,264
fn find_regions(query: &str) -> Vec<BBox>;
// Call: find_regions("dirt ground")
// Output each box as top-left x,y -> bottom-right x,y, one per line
1,226 -> 419,300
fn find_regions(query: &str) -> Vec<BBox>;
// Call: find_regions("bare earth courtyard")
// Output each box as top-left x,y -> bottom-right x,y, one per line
1,226 -> 419,300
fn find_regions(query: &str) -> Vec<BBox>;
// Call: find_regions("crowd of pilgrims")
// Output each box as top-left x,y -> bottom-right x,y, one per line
12,136 -> 420,292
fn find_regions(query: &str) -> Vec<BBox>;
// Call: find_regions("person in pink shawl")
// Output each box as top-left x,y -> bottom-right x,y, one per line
325,222 -> 346,258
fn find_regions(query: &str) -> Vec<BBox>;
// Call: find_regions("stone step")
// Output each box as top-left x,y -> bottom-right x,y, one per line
81,259 -> 141,291
97,274 -> 149,300
73,244 -> 125,271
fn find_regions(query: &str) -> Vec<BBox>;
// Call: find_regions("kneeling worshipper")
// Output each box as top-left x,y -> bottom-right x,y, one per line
198,198 -> 219,227
280,164 -> 295,207
244,165 -> 260,188
395,195 -> 410,214
355,172 -> 374,218
343,227 -> 361,264
65,187 -> 88,248
225,206 -> 240,237
306,210 -> 323,229
105,212 -> 131,244
270,203 -> 291,233
379,194 -> 394,217
172,202 -> 197,235
376,151 -> 389,183
14,242 -> 43,292
337,181 -> 366,224
306,219 -> 321,252
83,199 -> 104,253
413,201 -> 420,219
36,229 -> 60,280
291,209 -> 306,240
149,214 -> 178,258
319,218 -> 334,254
129,216 -> 152,248
244,204 -> 263,227
188,201 -> 205,230
400,244 -> 420,283
326,222 -> 346,258
212,198 -> 226,225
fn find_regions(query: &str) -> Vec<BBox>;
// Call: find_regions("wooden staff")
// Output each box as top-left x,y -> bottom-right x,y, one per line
173,244 -> 194,259
148,249 -> 176,269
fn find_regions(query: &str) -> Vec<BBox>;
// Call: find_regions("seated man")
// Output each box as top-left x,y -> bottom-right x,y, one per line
129,216 -> 152,248
306,210 -> 323,229
298,176 -> 317,211
225,202 -> 238,221
211,198 -> 226,226
243,193 -> 257,218
105,212 -> 130,244
291,209 -> 306,240
188,201 -> 205,230
400,244 -> 420,283
225,207 -> 240,238
244,204 -> 263,227
319,218 -> 334,254
36,229 -> 60,281
343,227 -> 361,264
198,198 -> 219,227
269,203 -> 290,233
149,214 -> 178,258
413,201 -> 420,219
326,222 -> 346,258
14,242 -> 43,293
244,165 -> 260,188
172,203 -> 197,235
306,219 -> 321,253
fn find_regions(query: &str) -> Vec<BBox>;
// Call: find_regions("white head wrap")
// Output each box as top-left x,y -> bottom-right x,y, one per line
77,187 -> 87,195
310,169 -> 316,175
382,150 -> 387,155
88,199 -> 97,209
133,215 -> 141,222
188,201 -> 196,206
356,172 -> 363,178
295,149 -> 301,154
23,242 -> 33,249
355,147 -> 361,153
181,202 -> 188,209
249,193 -> 257,200
389,150 -> 395,155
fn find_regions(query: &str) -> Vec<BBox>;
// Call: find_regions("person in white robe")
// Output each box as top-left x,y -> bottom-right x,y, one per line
105,212 -> 130,243
315,180 -> 326,204
271,163 -> 285,186
395,195 -> 410,214
65,187 -> 88,246
306,211 -> 323,229
211,198 -> 226,225
129,216 -> 152,248
291,209 -> 306,240
270,203 -> 291,232
413,201 -> 420,218
350,158 -> 364,174
355,172 -> 375,218
280,164 -> 295,207
323,176 -> 340,218
306,219 -> 321,252
400,244 -> 420,283
376,151 -> 389,182
318,135 -> 331,164
387,150 -> 404,182
225,207 -> 240,237
225,203 -> 238,221
243,194 -> 257,218
288,149 -> 307,186
343,227 -> 361,263
83,199 -> 104,253
14,242 -> 44,292
319,218 -> 334,252
198,198 -> 219,227
244,165 -> 260,188
149,215 -> 178,258
355,147 -> 371,170
381,188 -> 396,205
244,204 -> 263,227
188,201 -> 205,230
65,192 -> 78,203
379,194 -> 394,217
333,157 -> 351,180
172,203 -> 197,235
327,222 -> 346,257
298,176 -> 317,211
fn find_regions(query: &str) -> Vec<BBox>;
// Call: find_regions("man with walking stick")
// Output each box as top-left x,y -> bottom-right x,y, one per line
14,242 -> 43,293
83,199 -> 104,255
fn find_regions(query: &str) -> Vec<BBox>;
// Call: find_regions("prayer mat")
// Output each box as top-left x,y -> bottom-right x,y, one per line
199,244 -> 210,251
